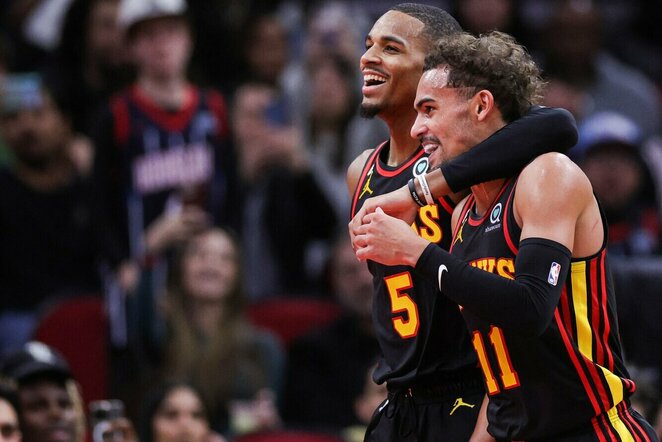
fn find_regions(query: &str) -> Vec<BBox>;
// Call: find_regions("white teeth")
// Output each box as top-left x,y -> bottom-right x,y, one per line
364,74 -> 387,83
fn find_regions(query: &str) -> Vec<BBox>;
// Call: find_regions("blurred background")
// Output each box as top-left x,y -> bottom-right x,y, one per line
0,0 -> 660,441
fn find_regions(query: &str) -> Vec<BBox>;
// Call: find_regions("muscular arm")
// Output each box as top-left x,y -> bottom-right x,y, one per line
352,107 -> 577,226
355,154 -> 594,335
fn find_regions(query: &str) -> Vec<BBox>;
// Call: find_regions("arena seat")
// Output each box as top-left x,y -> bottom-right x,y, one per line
247,297 -> 342,347
234,430 -> 344,442
33,296 -> 109,405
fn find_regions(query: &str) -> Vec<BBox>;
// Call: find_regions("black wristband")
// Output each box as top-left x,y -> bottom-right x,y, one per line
408,178 -> 426,207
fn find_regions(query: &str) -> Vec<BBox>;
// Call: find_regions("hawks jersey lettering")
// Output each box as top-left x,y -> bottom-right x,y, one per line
351,142 -> 479,388
450,178 -> 636,439
110,85 -> 234,257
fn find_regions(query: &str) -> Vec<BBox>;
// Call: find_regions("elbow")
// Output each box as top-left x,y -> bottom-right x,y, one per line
554,108 -> 579,148
510,317 -> 545,336
507,285 -> 557,335
510,307 -> 556,336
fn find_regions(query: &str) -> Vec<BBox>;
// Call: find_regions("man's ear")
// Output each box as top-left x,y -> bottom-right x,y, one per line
472,90 -> 494,122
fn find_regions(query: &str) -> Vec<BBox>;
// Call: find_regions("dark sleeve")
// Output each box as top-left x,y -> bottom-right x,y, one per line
208,89 -> 242,232
415,238 -> 571,335
90,104 -> 130,261
440,106 -> 578,192
265,169 -> 339,292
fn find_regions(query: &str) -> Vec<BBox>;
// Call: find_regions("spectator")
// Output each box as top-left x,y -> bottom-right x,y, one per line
285,3 -> 386,198
607,0 -> 662,91
573,112 -> 661,256
0,383 -> 21,441
139,381 -> 225,442
539,0 -> 660,137
451,0 -> 527,42
48,0 -> 131,135
92,0 -> 239,272
283,234 -> 379,431
186,0 -> 282,94
241,13 -> 291,89
300,54 -> 387,221
126,227 -> 283,436
0,341 -> 137,442
232,82 -> 337,299
0,73 -> 121,356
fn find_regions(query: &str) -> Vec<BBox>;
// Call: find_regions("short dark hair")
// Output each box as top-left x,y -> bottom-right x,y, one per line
389,3 -> 462,49
423,31 -> 544,121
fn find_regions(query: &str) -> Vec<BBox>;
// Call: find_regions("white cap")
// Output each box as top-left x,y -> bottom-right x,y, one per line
118,0 -> 187,32
573,111 -> 643,159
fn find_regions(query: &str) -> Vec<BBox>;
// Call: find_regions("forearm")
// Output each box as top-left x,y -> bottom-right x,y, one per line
415,238 -> 571,335
438,106 -> 577,193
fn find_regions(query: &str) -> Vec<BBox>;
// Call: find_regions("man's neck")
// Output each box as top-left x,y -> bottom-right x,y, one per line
470,179 -> 507,217
383,112 -> 419,166
137,75 -> 189,109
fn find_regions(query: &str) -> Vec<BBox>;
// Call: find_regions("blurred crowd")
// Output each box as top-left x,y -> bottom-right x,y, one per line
0,0 -> 660,440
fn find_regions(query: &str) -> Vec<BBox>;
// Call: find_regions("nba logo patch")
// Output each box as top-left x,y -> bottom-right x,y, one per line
548,262 -> 561,286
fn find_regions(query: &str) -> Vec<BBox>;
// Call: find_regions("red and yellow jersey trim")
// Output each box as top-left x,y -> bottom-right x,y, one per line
556,250 -> 635,416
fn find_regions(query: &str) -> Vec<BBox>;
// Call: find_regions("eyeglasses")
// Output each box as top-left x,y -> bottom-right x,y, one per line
0,423 -> 20,439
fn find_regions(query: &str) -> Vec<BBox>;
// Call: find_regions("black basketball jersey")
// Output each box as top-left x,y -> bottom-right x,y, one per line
450,177 -> 636,439
351,142 -> 479,388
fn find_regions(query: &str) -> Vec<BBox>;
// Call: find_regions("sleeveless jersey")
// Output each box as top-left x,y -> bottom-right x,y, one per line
450,177 -> 637,439
109,85 -> 235,257
351,142 -> 480,388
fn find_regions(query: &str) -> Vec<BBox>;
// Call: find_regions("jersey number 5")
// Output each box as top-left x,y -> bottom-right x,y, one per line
385,272 -> 419,339
472,326 -> 520,394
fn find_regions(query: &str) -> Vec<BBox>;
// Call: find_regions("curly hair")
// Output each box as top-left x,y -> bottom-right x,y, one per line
424,31 -> 544,122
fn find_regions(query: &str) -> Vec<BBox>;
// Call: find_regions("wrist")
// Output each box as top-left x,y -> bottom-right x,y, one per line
407,178 -> 426,207
407,236 -> 432,267
416,174 -> 435,205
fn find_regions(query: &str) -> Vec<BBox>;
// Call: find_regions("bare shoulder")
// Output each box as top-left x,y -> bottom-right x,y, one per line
346,148 -> 375,195
518,152 -> 592,203
515,153 -> 602,255
514,152 -> 594,235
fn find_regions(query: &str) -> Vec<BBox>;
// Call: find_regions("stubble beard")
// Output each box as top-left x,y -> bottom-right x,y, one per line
359,102 -> 382,119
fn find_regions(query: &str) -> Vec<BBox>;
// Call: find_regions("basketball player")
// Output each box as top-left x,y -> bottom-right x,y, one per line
347,4 -> 577,441
353,30 -> 658,441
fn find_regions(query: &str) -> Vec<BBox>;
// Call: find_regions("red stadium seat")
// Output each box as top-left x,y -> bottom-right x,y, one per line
33,296 -> 109,406
247,297 -> 342,347
234,430 -> 344,442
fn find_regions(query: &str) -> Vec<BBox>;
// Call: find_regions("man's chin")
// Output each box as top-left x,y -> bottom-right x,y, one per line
360,103 -> 381,119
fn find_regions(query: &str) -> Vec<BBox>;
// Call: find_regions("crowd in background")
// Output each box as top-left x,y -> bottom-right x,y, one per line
0,0 -> 660,440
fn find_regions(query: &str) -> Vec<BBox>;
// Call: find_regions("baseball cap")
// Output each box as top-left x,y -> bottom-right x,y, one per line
573,111 -> 643,159
0,341 -> 71,384
118,0 -> 187,33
